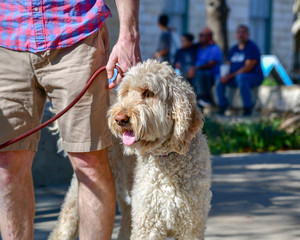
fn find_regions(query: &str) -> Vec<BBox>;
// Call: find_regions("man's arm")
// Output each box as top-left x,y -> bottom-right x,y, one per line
200,45 -> 223,70
106,0 -> 142,89
153,49 -> 169,59
233,59 -> 257,75
199,60 -> 217,70
220,59 -> 257,84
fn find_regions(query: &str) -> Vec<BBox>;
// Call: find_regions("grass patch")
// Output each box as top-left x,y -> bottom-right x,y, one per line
202,117 -> 300,155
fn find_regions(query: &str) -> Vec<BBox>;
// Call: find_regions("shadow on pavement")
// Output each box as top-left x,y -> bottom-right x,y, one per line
207,151 -> 300,240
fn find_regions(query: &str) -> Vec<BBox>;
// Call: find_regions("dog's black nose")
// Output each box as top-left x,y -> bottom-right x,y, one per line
115,112 -> 130,126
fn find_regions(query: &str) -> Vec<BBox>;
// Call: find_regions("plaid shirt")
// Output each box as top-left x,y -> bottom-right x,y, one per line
0,0 -> 111,52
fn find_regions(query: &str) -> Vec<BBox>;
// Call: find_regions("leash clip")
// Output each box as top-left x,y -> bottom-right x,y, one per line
108,63 -> 123,84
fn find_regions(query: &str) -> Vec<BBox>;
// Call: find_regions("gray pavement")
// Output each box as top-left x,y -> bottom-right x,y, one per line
31,150 -> 300,240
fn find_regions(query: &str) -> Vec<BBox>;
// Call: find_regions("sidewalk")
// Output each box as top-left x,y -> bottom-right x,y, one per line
31,150 -> 300,240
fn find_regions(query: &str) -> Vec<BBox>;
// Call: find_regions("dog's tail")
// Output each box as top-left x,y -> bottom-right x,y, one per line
48,174 -> 79,240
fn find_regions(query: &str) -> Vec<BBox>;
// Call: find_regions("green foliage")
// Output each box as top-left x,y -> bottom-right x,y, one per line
202,118 -> 300,155
262,77 -> 278,86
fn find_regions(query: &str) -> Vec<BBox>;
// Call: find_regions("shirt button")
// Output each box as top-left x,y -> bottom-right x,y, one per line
34,7 -> 39,12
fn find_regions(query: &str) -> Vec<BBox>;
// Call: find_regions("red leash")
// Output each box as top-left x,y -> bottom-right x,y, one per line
0,65 -> 123,150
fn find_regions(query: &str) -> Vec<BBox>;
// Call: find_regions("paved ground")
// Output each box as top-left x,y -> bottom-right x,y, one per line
25,150 -> 300,239
206,150 -> 300,240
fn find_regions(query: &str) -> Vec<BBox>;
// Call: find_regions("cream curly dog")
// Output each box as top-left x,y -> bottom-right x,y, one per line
49,59 -> 212,240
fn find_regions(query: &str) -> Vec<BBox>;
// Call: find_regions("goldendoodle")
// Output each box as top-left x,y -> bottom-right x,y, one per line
49,59 -> 212,240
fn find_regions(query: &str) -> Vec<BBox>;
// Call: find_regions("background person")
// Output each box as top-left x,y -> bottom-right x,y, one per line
153,14 -> 172,63
173,33 -> 197,83
216,24 -> 263,116
0,0 -> 141,239
192,28 -> 223,107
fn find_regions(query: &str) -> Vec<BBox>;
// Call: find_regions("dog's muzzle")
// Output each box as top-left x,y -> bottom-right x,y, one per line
115,112 -> 130,126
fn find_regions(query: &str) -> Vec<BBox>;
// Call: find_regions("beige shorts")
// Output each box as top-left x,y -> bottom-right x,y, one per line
0,25 -> 112,152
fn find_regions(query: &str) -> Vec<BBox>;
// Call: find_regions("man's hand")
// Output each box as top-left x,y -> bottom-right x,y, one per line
106,0 -> 141,89
106,37 -> 141,89
174,62 -> 182,69
187,66 -> 196,79
219,59 -> 257,85
220,73 -> 234,84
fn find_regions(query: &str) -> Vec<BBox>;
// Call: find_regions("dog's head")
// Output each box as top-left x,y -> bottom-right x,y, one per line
108,59 -> 203,155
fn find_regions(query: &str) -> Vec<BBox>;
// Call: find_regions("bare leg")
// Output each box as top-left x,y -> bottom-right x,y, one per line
0,150 -> 35,240
68,149 -> 116,240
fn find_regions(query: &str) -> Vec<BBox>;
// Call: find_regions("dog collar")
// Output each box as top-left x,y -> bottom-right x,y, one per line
160,152 -> 176,158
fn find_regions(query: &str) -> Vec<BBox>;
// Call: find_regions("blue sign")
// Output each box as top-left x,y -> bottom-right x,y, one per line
261,55 -> 293,86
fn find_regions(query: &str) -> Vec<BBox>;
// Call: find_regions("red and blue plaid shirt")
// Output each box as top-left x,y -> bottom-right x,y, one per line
0,0 -> 111,52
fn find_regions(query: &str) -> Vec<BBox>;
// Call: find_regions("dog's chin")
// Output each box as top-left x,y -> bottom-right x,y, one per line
123,144 -> 138,155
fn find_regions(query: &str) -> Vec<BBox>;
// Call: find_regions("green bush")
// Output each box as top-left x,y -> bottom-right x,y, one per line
262,77 -> 278,86
202,118 -> 300,155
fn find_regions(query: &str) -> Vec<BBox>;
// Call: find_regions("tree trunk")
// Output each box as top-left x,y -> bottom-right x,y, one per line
205,0 -> 229,59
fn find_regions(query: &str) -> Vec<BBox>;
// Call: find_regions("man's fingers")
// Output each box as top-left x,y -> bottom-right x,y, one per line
106,68 -> 114,79
107,74 -> 122,90
106,59 -> 117,79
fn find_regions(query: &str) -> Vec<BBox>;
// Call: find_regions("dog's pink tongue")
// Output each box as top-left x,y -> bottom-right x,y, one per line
123,131 -> 136,146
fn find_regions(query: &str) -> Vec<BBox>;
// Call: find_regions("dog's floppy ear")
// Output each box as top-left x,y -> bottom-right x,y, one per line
169,79 -> 204,154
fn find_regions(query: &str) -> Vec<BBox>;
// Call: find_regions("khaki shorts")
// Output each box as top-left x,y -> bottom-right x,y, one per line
0,25 -> 112,152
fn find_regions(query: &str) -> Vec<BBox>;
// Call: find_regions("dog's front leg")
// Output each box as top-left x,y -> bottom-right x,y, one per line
130,223 -> 167,240
130,199 -> 167,240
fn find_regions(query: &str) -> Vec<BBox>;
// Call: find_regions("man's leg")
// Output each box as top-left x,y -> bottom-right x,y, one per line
191,71 -> 202,101
41,26 -> 114,239
235,73 -> 262,108
215,81 -> 228,107
198,70 -> 215,104
235,73 -> 263,115
0,150 -> 35,240
215,78 -> 238,114
68,149 -> 116,240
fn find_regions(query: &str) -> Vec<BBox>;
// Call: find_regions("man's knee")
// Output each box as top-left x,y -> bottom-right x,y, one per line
68,149 -> 111,183
0,151 -> 34,170
0,151 -> 34,186
235,73 -> 250,87
216,81 -> 225,92
68,149 -> 108,167
235,73 -> 245,82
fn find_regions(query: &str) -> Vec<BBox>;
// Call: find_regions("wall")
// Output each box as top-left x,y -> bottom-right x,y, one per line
226,0 -> 250,46
188,0 -> 207,42
271,0 -> 294,73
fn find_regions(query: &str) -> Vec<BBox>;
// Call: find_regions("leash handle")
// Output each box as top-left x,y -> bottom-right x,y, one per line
108,63 -> 123,85
0,64 -> 123,150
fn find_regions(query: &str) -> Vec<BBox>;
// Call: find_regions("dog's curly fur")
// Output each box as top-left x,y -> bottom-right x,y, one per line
48,59 -> 211,240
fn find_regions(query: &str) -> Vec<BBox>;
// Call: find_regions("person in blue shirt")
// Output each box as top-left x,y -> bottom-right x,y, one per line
173,33 -> 197,83
216,24 -> 264,116
192,28 -> 223,107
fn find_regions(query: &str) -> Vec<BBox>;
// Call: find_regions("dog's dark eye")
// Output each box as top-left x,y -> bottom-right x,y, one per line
142,89 -> 155,98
